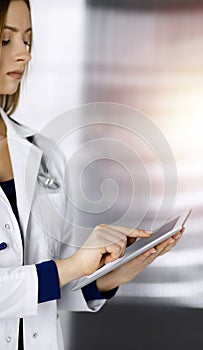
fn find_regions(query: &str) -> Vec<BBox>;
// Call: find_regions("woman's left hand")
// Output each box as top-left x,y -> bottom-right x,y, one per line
96,227 -> 184,293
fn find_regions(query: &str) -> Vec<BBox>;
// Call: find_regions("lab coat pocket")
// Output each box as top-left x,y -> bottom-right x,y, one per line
0,197 -> 22,267
0,225 -> 22,267
0,228 -> 9,266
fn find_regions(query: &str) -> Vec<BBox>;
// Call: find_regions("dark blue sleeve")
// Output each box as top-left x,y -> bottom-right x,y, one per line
36,260 -> 61,304
36,260 -> 117,303
82,281 -> 118,301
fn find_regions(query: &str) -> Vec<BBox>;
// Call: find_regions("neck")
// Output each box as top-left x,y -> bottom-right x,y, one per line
0,116 -> 7,140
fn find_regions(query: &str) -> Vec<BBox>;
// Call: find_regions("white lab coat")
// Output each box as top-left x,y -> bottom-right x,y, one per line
0,108 -> 105,350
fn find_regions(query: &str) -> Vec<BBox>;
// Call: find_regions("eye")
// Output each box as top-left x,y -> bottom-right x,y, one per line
2,39 -> 10,46
24,40 -> 31,48
23,34 -> 31,50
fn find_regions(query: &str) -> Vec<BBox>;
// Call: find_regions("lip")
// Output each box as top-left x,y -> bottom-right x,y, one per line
7,70 -> 24,80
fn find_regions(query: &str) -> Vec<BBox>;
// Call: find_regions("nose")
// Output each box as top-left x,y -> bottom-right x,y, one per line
13,40 -> 31,64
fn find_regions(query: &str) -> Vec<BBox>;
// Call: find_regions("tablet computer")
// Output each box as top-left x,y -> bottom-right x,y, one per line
71,209 -> 192,291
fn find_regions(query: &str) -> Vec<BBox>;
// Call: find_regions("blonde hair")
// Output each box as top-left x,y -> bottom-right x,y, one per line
0,0 -> 32,115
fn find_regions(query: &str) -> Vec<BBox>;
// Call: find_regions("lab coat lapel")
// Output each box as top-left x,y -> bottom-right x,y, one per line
0,108 -> 43,238
7,134 -> 43,239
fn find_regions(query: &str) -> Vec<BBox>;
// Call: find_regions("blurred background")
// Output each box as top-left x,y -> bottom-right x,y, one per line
15,0 -> 203,349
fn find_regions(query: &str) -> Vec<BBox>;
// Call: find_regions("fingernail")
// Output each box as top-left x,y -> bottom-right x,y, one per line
144,230 -> 152,234
150,248 -> 157,254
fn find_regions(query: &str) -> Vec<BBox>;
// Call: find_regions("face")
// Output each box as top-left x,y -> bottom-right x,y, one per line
0,1 -> 32,95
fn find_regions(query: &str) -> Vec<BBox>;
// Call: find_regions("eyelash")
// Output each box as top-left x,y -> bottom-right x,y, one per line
2,39 -> 10,46
2,39 -> 31,48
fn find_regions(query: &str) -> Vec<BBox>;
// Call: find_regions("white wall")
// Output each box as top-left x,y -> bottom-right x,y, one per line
14,0 -> 86,130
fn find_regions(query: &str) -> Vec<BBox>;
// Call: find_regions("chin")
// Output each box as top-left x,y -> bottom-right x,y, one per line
5,84 -> 20,95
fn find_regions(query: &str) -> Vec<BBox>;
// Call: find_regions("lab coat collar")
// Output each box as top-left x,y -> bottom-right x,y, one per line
0,107 -> 36,139
0,108 -> 43,239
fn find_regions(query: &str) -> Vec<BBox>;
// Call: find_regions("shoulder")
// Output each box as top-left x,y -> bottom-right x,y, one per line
2,109 -> 68,182
30,132 -> 68,182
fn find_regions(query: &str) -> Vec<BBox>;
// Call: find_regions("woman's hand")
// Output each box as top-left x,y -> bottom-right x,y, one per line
73,224 -> 152,277
96,228 -> 185,293
55,224 -> 152,287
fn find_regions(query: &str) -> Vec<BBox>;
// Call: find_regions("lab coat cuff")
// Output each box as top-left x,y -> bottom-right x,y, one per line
58,282 -> 106,313
24,265 -> 38,316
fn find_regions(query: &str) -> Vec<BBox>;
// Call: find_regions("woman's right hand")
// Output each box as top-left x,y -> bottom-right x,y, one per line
73,224 -> 152,276
55,224 -> 152,287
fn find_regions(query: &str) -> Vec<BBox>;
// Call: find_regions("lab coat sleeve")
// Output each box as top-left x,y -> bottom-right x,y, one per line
0,264 -> 38,319
58,283 -> 106,313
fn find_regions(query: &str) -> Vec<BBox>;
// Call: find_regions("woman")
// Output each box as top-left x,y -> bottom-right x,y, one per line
0,1 -> 184,349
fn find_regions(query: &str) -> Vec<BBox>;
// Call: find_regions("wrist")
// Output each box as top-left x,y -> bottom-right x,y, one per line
55,255 -> 84,288
96,273 -> 120,293
96,267 -> 130,293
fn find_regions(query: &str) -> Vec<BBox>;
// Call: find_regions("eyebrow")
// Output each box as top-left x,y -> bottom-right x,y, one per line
4,25 -> 32,34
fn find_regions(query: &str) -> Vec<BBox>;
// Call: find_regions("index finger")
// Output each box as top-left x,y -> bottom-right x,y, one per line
110,226 -> 152,238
